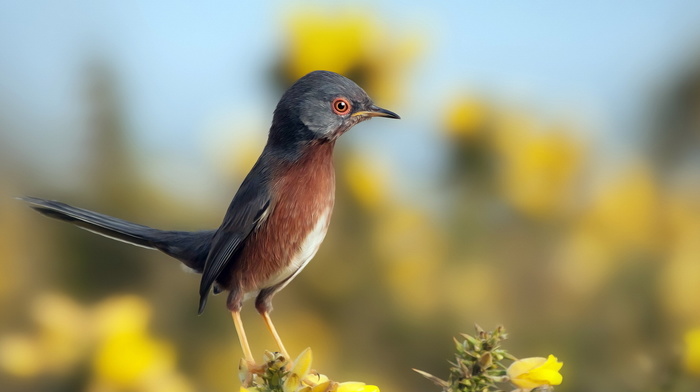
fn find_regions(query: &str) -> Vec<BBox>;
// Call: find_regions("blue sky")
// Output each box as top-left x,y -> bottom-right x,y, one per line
2,1 -> 700,199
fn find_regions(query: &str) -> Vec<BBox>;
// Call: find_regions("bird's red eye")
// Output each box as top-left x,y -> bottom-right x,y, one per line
332,98 -> 351,115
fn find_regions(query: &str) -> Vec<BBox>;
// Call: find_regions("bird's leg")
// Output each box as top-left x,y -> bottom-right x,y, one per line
261,311 -> 289,360
231,311 -> 255,364
256,291 -> 290,360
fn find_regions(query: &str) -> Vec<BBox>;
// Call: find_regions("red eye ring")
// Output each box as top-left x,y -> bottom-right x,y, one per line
332,98 -> 351,115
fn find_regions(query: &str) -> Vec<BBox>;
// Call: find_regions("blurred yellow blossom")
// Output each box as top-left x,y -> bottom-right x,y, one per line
90,296 -> 193,391
343,152 -> 392,210
659,188 -> 700,321
92,329 -> 177,389
684,328 -> 700,375
582,164 -> 660,252
443,96 -> 490,140
92,295 -> 151,337
373,207 -> 445,315
283,11 -> 378,79
664,186 -> 700,241
555,226 -> 617,300
494,114 -> 583,219
0,334 -> 42,377
507,355 -> 563,391
31,293 -> 90,371
279,9 -> 420,103
0,293 -> 193,392
140,373 -> 193,392
659,231 -> 700,321
0,293 -> 90,377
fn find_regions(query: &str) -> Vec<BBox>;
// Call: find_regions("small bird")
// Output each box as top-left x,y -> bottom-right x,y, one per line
21,70 -> 399,364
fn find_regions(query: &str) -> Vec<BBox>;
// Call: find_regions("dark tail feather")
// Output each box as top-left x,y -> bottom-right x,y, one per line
22,196 -> 162,248
19,196 -> 214,272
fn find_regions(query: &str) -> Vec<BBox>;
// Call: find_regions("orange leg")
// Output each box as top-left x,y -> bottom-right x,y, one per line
261,311 -> 289,359
231,311 -> 255,363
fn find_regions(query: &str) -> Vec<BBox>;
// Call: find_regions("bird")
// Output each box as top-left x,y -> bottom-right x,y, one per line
20,70 -> 400,365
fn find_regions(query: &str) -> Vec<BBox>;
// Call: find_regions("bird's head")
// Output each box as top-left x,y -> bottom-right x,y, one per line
270,70 -> 399,144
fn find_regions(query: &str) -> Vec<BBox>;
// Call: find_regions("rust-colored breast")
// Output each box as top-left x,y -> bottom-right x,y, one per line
233,141 -> 336,294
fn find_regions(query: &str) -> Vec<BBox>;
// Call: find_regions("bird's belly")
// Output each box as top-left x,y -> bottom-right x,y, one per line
258,208 -> 331,292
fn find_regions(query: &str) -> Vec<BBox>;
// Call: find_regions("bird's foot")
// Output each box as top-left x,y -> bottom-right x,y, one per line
238,358 -> 262,386
238,351 -> 287,386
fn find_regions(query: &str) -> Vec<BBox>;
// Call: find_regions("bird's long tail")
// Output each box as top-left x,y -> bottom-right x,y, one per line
20,196 -> 214,272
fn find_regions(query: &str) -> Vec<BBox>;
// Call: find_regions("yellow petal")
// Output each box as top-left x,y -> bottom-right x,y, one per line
684,329 -> 700,374
336,382 -> 366,392
527,367 -> 563,385
303,372 -> 330,386
283,373 -> 301,392
291,348 -> 313,378
336,382 -> 380,392
507,355 -> 563,389
310,380 -> 333,392
508,357 -> 546,376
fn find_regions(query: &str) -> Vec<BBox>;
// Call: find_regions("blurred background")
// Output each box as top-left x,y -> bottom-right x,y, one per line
2,1 -> 700,391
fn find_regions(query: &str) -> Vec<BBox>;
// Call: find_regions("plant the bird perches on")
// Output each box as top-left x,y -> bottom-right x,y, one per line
239,325 -> 562,392
413,325 -> 563,392
239,348 -> 379,392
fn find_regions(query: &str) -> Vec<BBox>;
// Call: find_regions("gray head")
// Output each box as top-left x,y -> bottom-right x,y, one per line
269,70 -> 399,145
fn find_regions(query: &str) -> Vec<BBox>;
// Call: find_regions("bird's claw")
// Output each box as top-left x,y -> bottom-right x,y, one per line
238,351 -> 289,386
238,358 -> 263,386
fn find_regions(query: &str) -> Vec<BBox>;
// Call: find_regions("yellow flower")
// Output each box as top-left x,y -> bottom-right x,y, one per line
495,116 -> 583,219
373,207 -> 445,316
291,348 -> 313,378
343,152 -> 392,210
283,10 -> 377,80
279,9 -> 420,104
582,164 -> 659,251
443,96 -> 490,140
0,294 -> 91,377
92,295 -> 151,337
659,189 -> 700,321
684,329 -> 700,375
32,293 -> 90,371
93,331 -> 176,388
336,382 -> 380,392
285,348 -> 313,392
0,293 -> 193,391
0,335 -> 42,377
507,355 -> 563,390
90,295 -> 192,391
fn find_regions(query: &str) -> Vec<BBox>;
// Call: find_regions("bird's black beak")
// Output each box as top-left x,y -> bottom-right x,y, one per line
352,105 -> 401,119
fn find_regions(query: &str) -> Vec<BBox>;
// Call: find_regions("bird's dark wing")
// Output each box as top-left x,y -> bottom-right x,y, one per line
198,166 -> 273,314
